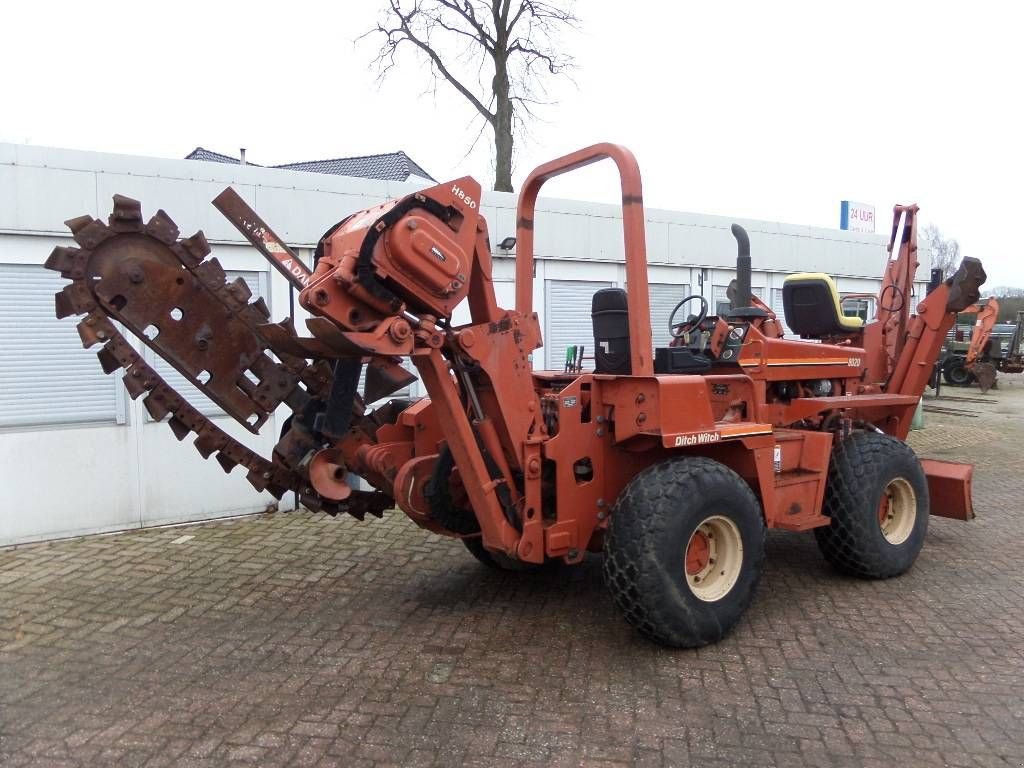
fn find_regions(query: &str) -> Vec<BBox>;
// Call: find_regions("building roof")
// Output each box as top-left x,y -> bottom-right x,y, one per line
184,147 -> 261,166
185,147 -> 435,182
275,152 -> 435,182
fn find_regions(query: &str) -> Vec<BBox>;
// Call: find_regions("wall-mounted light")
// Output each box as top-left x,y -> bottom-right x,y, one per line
498,236 -> 517,251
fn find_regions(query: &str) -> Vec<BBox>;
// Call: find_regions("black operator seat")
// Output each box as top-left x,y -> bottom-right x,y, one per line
591,288 -> 632,375
782,273 -> 865,337
590,287 -> 713,376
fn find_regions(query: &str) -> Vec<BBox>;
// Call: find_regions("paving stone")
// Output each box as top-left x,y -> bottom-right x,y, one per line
1,384 -> 1023,766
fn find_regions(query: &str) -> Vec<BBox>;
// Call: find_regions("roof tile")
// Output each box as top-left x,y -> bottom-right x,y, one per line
185,147 -> 434,182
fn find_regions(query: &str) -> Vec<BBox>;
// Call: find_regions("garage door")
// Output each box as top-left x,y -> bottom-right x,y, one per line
649,282 -> 691,347
771,288 -> 793,336
0,264 -> 122,428
544,279 -> 611,370
712,284 -> 764,317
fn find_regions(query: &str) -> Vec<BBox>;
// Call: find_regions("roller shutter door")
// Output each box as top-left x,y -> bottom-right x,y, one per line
544,279 -> 611,370
712,284 -> 764,317
649,282 -> 691,347
771,288 -> 793,336
0,264 -> 122,427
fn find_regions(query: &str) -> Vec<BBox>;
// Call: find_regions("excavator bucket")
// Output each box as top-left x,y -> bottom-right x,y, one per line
972,362 -> 998,394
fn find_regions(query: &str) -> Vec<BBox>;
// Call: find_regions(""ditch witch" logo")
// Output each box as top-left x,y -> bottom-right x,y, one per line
674,431 -> 721,447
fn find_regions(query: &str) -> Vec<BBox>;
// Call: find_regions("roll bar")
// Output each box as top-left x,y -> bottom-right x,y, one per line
514,143 -> 654,376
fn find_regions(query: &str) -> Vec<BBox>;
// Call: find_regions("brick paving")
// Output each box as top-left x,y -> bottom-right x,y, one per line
2,383 -> 1024,767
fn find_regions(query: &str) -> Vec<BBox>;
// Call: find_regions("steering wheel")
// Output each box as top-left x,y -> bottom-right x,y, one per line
669,294 -> 709,339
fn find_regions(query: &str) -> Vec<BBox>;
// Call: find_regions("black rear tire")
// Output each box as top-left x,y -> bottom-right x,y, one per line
814,432 -> 929,579
943,357 -> 973,386
602,457 -> 765,648
461,537 -> 539,571
425,448 -> 481,536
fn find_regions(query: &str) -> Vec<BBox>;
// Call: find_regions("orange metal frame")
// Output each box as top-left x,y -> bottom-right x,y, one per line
960,298 -> 999,368
291,143 -> 979,563
516,144 -> 654,377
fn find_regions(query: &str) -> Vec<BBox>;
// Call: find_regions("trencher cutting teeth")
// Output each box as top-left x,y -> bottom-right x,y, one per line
45,194 -> 390,521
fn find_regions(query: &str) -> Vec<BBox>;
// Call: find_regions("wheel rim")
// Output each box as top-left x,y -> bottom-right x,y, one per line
878,477 -> 916,545
684,515 -> 744,602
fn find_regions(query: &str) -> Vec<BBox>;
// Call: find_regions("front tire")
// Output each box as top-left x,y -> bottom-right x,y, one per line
603,457 -> 765,648
815,432 -> 929,578
943,357 -> 973,386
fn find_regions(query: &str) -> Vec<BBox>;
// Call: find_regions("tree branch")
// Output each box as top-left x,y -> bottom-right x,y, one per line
372,0 -> 496,123
361,0 -> 578,191
436,0 -> 496,50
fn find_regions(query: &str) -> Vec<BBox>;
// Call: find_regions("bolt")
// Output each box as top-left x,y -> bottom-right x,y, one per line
406,219 -> 418,230
597,510 -> 607,521
636,412 -> 647,424
596,415 -> 605,423
568,549 -> 579,559
389,319 -> 412,343
96,330 -> 106,340
596,427 -> 604,437
262,472 -> 272,480
314,289 -> 330,306
596,498 -> 606,507
635,393 -> 646,404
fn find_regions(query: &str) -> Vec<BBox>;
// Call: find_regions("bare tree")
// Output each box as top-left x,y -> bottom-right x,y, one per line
992,286 -> 1024,298
922,224 -> 961,278
364,1 -> 577,192
991,287 -> 1024,321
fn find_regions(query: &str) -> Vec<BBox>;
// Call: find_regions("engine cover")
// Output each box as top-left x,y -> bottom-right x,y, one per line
300,177 -> 482,324
384,213 -> 468,302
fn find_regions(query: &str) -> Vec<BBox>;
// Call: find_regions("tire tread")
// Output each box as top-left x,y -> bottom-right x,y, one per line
814,432 -> 928,579
603,457 -> 765,647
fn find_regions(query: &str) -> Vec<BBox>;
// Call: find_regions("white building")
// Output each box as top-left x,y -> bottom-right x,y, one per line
0,143 -> 927,545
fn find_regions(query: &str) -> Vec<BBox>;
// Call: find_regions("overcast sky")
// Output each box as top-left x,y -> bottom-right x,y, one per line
4,1 -> 1022,287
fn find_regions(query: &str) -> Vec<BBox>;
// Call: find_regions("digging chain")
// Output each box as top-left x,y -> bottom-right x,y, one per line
45,195 -> 389,520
